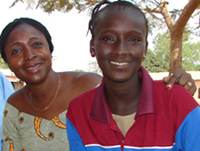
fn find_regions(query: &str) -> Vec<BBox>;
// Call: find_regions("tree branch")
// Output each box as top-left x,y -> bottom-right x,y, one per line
141,6 -> 161,13
159,0 -> 175,31
10,0 -> 24,8
174,0 -> 200,32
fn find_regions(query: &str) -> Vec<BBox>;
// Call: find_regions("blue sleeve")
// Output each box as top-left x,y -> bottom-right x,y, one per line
174,106 -> 200,150
0,72 -> 14,101
67,118 -> 86,151
0,72 -> 14,112
0,72 -> 14,151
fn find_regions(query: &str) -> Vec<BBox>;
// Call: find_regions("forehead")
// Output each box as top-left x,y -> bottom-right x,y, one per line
94,6 -> 146,34
100,5 -> 144,18
6,23 -> 45,43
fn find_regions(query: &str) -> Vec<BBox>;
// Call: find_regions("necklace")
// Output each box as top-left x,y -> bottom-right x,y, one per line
29,74 -> 61,112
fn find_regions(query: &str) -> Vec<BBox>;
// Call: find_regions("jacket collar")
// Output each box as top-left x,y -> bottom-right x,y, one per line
89,66 -> 155,124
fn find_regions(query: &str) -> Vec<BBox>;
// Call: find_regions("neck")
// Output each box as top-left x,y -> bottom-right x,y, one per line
104,74 -> 142,115
26,70 -> 59,103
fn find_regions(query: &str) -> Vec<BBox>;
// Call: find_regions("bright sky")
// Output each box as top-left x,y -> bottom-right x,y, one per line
0,0 -> 94,72
0,0 -> 197,72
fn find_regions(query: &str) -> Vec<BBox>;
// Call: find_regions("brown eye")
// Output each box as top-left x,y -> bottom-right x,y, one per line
12,48 -> 22,55
32,42 -> 43,48
129,37 -> 140,42
103,36 -> 114,41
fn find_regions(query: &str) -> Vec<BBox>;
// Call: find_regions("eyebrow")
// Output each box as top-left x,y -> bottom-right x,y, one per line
10,37 -> 39,48
10,42 -> 20,48
100,29 -> 143,35
129,30 -> 143,36
29,37 -> 39,40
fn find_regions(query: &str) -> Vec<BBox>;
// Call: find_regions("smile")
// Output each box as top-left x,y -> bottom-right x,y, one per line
110,61 -> 128,66
25,64 -> 42,72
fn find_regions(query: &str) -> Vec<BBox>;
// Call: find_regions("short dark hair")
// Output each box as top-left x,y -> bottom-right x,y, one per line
88,0 -> 148,40
0,17 -> 54,62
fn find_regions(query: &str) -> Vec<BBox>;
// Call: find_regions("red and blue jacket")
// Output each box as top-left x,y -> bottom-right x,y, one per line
67,67 -> 200,151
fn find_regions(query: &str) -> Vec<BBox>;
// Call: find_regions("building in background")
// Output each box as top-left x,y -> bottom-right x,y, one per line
0,69 -> 24,91
1,69 -> 199,104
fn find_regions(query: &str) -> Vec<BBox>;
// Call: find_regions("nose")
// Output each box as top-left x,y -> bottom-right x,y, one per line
24,47 -> 37,61
115,39 -> 127,55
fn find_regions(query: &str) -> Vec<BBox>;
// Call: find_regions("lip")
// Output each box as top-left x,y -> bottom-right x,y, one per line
110,61 -> 128,65
110,61 -> 129,68
25,63 -> 42,73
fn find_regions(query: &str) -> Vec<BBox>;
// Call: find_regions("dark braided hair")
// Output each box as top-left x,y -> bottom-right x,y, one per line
88,0 -> 148,40
0,17 -> 54,62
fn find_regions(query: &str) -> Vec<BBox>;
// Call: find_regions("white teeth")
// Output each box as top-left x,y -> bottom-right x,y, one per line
26,64 -> 40,70
111,61 -> 128,65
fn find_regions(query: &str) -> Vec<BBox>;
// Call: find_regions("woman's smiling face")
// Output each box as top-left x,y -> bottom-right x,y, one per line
4,23 -> 52,84
91,7 -> 148,83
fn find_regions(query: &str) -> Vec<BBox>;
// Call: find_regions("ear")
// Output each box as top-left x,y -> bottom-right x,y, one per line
144,41 -> 148,58
90,39 -> 96,57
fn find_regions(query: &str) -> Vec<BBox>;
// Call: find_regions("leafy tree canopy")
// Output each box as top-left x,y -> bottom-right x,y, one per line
142,48 -> 169,72
10,0 -> 200,36
0,55 -> 8,69
74,69 -> 84,72
150,30 -> 200,71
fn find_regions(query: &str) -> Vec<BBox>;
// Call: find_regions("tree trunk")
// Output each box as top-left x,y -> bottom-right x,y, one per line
161,0 -> 200,75
169,30 -> 183,75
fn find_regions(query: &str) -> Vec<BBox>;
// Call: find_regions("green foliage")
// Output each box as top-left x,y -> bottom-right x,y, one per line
11,0 -> 102,13
152,31 -> 170,71
151,30 -> 200,71
88,60 -> 102,74
142,48 -> 168,72
10,0 -> 200,37
182,41 -> 200,71
0,57 -> 8,69
74,69 -> 84,72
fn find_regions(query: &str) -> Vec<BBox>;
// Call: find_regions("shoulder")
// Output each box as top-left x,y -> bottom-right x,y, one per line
153,80 -> 196,102
153,80 -> 199,129
60,71 -> 101,81
7,86 -> 28,111
60,71 -> 102,90
70,87 -> 97,107
67,87 -> 98,125
76,72 -> 102,88
4,102 -> 19,117
153,80 -> 198,114
153,80 -> 195,99
2,102 -> 19,133
66,71 -> 101,82
67,87 -> 98,114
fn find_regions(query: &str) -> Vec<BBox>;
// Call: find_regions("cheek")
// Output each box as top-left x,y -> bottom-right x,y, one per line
41,50 -> 52,68
6,56 -> 24,71
4,48 -> 23,69
44,52 -> 52,65
40,45 -> 52,57
36,47 -> 52,63
131,44 -> 145,56
95,50 -> 108,67
95,43 -> 110,57
95,51 -> 109,72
